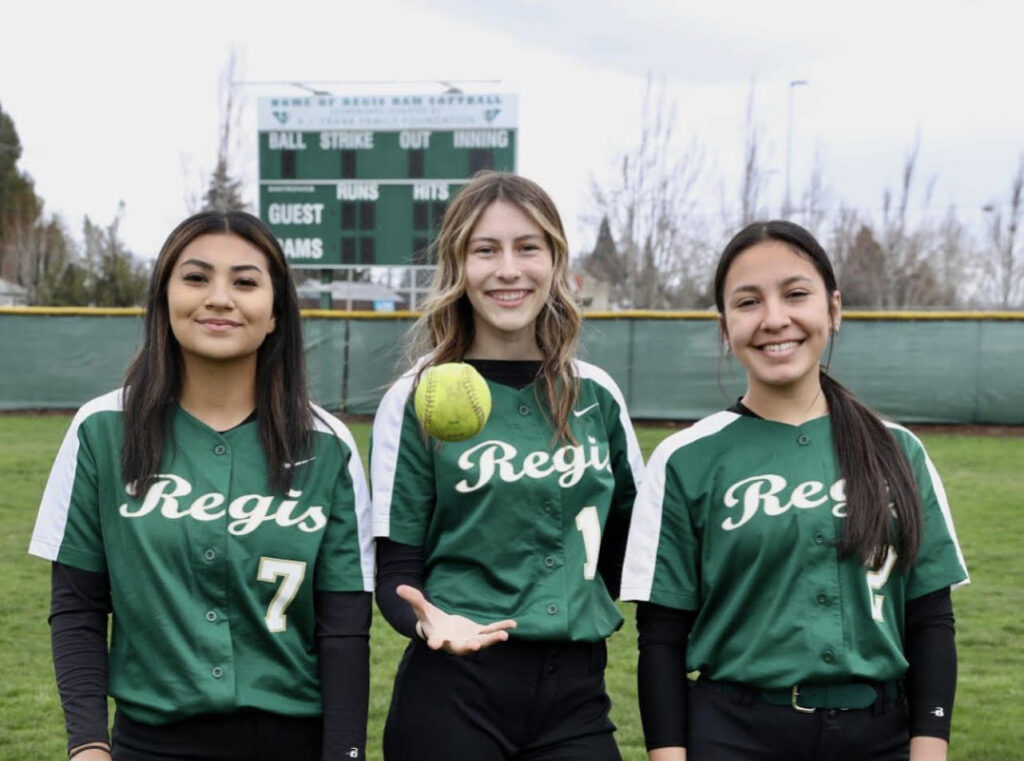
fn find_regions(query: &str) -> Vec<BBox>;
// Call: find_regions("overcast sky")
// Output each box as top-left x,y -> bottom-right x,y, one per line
2,0 -> 1022,259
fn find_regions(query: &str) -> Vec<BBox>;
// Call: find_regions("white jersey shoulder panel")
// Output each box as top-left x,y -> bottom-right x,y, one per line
370,368 -> 418,538
29,388 -> 125,561
573,359 -> 645,488
311,403 -> 375,591
621,410 -> 741,602
883,420 -> 970,589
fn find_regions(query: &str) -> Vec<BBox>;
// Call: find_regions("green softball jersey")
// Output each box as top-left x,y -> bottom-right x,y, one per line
371,360 -> 644,641
621,411 -> 969,688
29,389 -> 374,725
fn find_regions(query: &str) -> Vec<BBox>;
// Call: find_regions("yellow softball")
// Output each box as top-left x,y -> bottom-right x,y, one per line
414,362 -> 492,442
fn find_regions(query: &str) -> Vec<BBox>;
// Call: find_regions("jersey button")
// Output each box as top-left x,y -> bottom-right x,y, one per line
822,650 -> 836,664
203,549 -> 216,561
816,592 -> 829,605
547,604 -> 559,615
544,556 -> 555,568
797,434 -> 810,446
518,404 -> 530,416
211,666 -> 224,678
213,444 -> 227,455
813,531 -> 827,545
205,610 -> 218,622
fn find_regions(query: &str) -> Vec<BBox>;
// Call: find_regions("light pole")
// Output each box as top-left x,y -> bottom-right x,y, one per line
784,79 -> 808,219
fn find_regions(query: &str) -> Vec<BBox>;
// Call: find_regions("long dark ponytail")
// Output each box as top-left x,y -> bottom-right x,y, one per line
715,220 -> 921,571
121,211 -> 313,496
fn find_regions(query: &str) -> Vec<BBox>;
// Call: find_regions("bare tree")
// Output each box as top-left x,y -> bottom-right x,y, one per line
184,47 -> 249,214
932,205 -> 969,307
739,85 -> 768,227
586,75 -> 708,308
829,147 -> 968,310
864,137 -> 954,308
983,156 -> 1024,309
800,149 -> 831,241
829,205 -> 863,296
878,140 -> 918,306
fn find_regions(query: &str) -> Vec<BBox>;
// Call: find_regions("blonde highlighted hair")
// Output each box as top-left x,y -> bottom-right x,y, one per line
408,171 -> 582,442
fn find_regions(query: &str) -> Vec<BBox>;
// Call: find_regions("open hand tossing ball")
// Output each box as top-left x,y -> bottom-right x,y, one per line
414,363 -> 492,442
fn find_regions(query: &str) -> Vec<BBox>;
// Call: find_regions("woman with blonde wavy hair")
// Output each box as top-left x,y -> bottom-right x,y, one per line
371,171 -> 644,761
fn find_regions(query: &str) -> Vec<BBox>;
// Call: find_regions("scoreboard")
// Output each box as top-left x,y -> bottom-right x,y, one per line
257,93 -> 518,267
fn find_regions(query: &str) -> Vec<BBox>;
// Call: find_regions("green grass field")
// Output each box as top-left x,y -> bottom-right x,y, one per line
1,416 -> 1021,760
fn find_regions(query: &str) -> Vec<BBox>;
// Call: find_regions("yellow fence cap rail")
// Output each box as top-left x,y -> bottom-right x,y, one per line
0,306 -> 144,316
1,306 -> 1022,320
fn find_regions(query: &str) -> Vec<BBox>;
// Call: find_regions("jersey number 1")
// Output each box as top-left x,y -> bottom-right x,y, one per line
575,506 -> 601,580
258,557 -> 307,632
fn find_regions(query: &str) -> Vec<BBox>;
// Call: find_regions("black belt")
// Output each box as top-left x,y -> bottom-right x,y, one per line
413,637 -> 607,676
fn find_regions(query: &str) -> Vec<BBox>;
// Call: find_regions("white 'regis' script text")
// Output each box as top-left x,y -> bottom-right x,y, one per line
721,475 -> 847,530
119,474 -> 328,535
455,438 -> 611,493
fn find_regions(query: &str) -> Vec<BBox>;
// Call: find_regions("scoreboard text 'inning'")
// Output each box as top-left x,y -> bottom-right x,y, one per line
257,93 -> 518,267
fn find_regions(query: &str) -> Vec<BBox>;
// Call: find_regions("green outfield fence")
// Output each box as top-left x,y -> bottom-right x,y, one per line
2,308 -> 1022,424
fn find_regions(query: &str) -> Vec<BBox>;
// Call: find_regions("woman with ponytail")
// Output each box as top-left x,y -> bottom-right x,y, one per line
621,220 -> 969,761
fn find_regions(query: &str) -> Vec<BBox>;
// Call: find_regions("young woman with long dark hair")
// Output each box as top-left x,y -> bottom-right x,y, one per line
621,220 -> 969,761
30,211 -> 373,761
371,171 -> 644,760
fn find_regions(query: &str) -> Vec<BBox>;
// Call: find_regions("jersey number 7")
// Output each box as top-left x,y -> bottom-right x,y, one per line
258,557 -> 307,632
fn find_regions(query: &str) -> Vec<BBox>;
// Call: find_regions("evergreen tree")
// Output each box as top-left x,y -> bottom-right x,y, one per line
0,102 -> 43,283
202,156 -> 246,212
82,203 -> 148,306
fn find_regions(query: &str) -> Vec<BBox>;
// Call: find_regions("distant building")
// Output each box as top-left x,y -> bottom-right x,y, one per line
569,269 -> 613,312
296,279 -> 407,311
0,278 -> 29,306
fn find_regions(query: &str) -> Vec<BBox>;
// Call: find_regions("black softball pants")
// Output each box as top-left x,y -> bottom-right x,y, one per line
383,638 -> 621,761
111,709 -> 323,761
686,679 -> 911,761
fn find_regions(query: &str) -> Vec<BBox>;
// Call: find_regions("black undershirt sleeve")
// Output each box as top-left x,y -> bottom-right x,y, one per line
315,590 -> 371,760
49,562 -> 112,750
904,586 -> 956,740
596,506 -> 630,600
374,538 -> 426,639
636,602 -> 696,750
